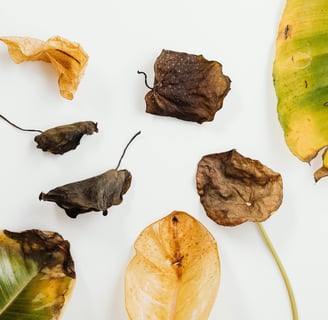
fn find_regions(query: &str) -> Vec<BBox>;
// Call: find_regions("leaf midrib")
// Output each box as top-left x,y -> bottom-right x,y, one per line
0,266 -> 38,316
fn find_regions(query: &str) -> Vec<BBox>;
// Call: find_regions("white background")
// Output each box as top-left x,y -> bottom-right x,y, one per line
0,0 -> 326,319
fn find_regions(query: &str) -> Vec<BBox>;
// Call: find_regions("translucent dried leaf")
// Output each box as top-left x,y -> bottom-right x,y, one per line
0,229 -> 75,319
34,121 -> 98,155
143,49 -> 231,123
196,150 -> 283,226
125,211 -> 220,320
0,35 -> 89,99
39,169 -> 132,218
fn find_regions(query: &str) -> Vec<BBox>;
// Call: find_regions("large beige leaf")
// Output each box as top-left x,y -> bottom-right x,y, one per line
125,211 -> 220,320
0,229 -> 75,319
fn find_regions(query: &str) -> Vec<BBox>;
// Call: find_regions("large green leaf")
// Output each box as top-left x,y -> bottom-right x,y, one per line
0,229 -> 75,319
273,0 -> 328,180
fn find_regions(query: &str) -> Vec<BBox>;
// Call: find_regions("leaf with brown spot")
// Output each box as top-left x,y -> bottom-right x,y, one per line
196,149 -> 283,226
140,49 -> 231,123
125,211 -> 220,320
0,35 -> 88,99
0,229 -> 75,319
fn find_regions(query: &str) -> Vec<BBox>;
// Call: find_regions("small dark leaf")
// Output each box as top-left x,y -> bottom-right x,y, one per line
39,169 -> 131,218
142,49 -> 231,124
34,121 -> 98,155
196,150 -> 283,226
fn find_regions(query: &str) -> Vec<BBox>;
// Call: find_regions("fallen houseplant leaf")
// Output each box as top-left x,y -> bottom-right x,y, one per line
0,229 -> 75,319
138,49 -> 231,123
125,211 -> 220,320
1,114 -> 98,155
0,35 -> 88,99
273,0 -> 328,181
39,131 -> 141,218
196,149 -> 298,319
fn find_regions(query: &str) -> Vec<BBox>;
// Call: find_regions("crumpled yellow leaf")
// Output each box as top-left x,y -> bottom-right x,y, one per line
125,211 -> 220,320
0,35 -> 88,99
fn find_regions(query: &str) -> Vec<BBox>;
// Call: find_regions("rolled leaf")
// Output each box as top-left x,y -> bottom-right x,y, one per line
125,211 -> 220,320
0,229 -> 75,319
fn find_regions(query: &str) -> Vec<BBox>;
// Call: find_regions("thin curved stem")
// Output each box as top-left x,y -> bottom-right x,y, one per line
115,131 -> 141,170
0,114 -> 43,133
256,222 -> 298,320
137,70 -> 153,90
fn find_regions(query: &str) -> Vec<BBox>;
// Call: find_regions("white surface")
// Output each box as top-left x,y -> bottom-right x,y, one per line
0,0 -> 326,319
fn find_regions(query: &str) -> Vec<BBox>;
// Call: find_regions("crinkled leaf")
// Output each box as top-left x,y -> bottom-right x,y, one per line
0,229 -> 75,320
34,121 -> 98,155
125,211 -> 220,320
143,49 -> 231,123
273,0 -> 328,180
39,169 -> 132,218
0,35 -> 88,99
196,150 -> 283,226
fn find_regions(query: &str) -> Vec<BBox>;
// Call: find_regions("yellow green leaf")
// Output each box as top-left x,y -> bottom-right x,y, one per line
0,229 -> 75,320
273,0 -> 328,180
125,211 -> 220,320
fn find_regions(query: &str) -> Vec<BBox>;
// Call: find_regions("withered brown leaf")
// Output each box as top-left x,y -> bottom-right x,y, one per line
39,169 -> 132,218
196,150 -> 283,226
141,49 -> 231,123
34,121 -> 98,155
0,114 -> 98,155
39,131 -> 141,218
0,35 -> 88,99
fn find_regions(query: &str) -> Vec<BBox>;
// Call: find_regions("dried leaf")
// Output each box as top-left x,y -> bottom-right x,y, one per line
34,121 -> 98,155
0,229 -> 75,319
0,35 -> 89,99
125,211 -> 220,320
39,169 -> 131,218
142,49 -> 231,123
196,150 -> 283,226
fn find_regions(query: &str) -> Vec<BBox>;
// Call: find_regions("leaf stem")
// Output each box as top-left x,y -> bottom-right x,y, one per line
256,222 -> 298,320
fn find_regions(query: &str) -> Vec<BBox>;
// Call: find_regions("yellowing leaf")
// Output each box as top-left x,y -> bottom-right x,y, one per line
273,0 -> 328,180
0,229 -> 75,319
125,211 -> 220,320
0,35 -> 89,99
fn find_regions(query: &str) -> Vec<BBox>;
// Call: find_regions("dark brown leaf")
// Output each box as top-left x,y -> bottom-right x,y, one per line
196,150 -> 283,226
39,169 -> 131,218
34,121 -> 98,155
143,49 -> 231,123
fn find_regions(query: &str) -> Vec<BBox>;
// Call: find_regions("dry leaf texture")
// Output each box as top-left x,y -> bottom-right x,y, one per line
144,49 -> 231,123
125,211 -> 220,320
196,150 -> 283,226
0,35 -> 89,99
34,121 -> 98,155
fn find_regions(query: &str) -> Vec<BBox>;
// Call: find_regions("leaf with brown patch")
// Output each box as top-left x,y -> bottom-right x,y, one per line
125,211 -> 220,320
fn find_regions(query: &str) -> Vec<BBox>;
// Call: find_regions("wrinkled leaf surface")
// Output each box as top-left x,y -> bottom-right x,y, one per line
125,211 -> 220,320
196,150 -> 283,226
35,121 -> 98,155
0,35 -> 88,99
144,49 -> 231,123
0,229 -> 75,319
